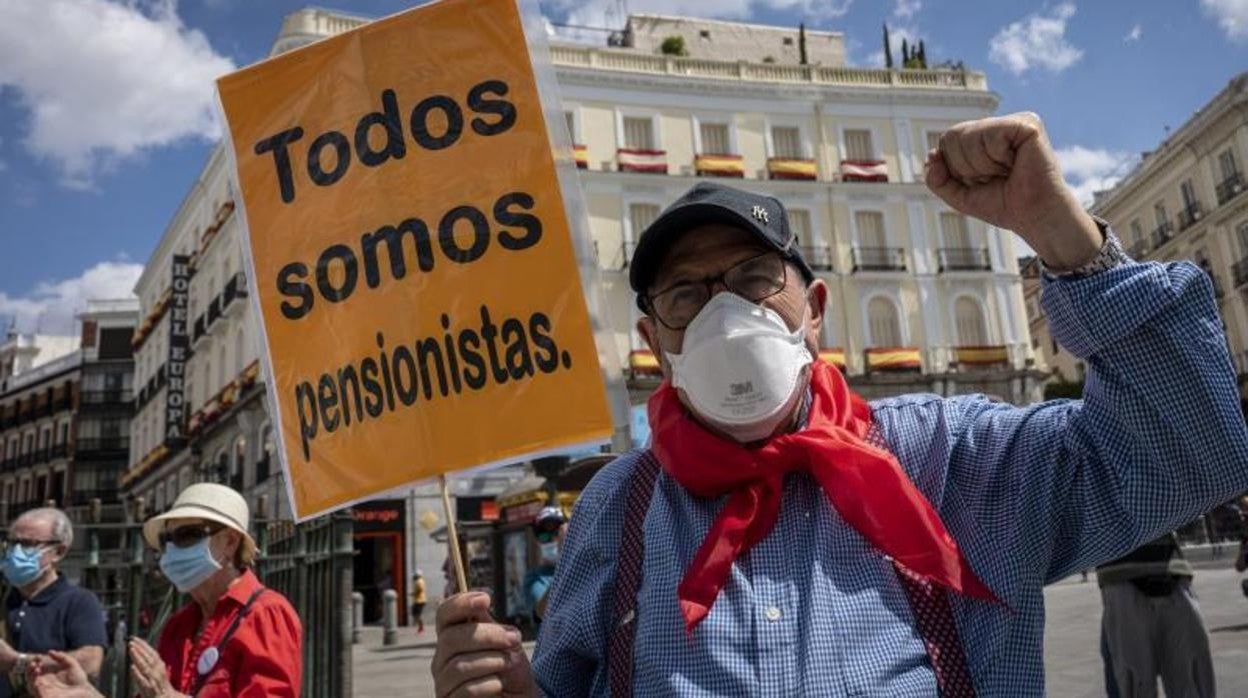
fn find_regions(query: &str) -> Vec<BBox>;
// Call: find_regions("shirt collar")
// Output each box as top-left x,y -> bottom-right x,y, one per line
22,573 -> 69,606
220,568 -> 262,608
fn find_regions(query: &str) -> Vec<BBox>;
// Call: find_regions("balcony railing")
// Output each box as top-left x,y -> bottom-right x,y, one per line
222,272 -> 248,314
256,455 -> 272,484
50,443 -> 68,459
1176,202 -> 1204,231
839,159 -> 888,183
1150,221 -> 1174,249
1216,171 -> 1244,206
851,247 -> 907,272
693,153 -> 745,178
937,247 -> 991,272
75,437 -> 130,457
798,245 -> 834,271
767,157 -> 817,181
80,389 -> 133,406
1233,257 -> 1248,289
69,489 -> 120,506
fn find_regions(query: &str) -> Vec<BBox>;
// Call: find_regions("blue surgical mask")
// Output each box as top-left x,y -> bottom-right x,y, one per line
159,538 -> 222,592
539,541 -> 559,564
0,545 -> 46,587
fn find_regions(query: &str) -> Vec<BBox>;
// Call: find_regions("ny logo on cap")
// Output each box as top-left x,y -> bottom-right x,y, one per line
751,205 -> 769,224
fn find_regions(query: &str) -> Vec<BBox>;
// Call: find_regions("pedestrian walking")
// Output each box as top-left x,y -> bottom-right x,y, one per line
411,570 -> 427,634
1097,534 -> 1214,698
0,508 -> 106,698
522,507 -> 566,626
29,484 -> 303,697
431,112 -> 1248,697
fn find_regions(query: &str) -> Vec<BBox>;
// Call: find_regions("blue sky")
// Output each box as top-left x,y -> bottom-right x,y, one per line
0,0 -> 1245,334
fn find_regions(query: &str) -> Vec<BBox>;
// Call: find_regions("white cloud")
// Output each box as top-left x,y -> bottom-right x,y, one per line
0,0 -> 235,188
1124,23 -> 1142,42
1201,0 -> 1248,40
1054,145 -> 1138,207
0,260 -> 142,334
864,25 -> 920,67
988,2 -> 1083,75
893,0 -> 921,19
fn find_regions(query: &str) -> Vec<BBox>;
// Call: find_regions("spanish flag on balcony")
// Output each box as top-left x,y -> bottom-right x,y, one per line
865,347 -> 922,372
618,148 -> 668,174
840,159 -> 888,182
954,345 -> 1009,366
573,144 -> 589,169
695,153 -> 745,178
767,157 -> 818,180
628,349 -> 662,375
818,347 -> 846,370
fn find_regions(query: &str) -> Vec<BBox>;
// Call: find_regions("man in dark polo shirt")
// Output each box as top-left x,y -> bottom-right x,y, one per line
0,508 -> 106,697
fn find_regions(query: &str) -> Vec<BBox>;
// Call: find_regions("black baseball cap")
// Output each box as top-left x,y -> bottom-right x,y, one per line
628,182 -> 814,310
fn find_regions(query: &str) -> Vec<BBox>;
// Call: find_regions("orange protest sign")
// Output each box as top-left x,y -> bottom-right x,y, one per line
216,0 -> 613,519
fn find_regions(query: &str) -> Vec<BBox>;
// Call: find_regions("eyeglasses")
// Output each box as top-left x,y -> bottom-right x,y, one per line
2,538 -> 59,553
645,253 -> 788,330
158,523 -> 222,549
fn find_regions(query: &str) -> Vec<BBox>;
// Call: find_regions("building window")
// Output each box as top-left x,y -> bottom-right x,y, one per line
843,129 -> 875,161
235,330 -> 246,376
955,297 -> 988,346
1180,179 -> 1197,208
789,209 -> 812,243
771,126 -> 802,159
1218,149 -> 1239,179
232,437 -> 247,490
622,117 -> 655,150
699,122 -> 730,154
1153,203 -> 1167,228
1130,220 -> 1143,246
628,203 -> 661,241
867,297 -> 902,347
854,211 -> 887,248
940,213 -> 972,248
1236,221 -> 1248,256
563,111 -> 575,142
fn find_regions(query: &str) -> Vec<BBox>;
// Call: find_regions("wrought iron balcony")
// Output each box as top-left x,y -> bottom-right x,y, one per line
1216,171 -> 1244,206
937,247 -> 991,272
222,272 -> 248,314
80,390 -> 133,407
851,247 -> 907,272
798,245 -> 834,271
1176,202 -> 1203,231
74,437 -> 130,458
1150,221 -> 1174,249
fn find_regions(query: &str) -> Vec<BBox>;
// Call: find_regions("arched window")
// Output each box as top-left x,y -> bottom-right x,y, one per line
955,296 -> 988,346
232,436 -> 247,490
216,451 -> 229,485
867,297 -> 902,347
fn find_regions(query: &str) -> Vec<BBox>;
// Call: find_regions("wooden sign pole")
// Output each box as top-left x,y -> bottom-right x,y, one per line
439,474 -> 469,594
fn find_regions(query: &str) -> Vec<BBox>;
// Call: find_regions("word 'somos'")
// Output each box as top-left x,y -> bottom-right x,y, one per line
254,79 -> 516,204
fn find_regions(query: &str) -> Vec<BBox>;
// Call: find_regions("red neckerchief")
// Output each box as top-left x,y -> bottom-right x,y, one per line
649,360 -> 999,632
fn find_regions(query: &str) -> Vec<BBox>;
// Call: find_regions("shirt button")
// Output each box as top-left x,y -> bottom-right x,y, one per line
765,606 -> 782,621
18,611 -> 24,617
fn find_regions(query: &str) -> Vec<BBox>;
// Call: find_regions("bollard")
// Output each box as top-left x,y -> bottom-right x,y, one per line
382,589 -> 399,646
352,592 -> 364,644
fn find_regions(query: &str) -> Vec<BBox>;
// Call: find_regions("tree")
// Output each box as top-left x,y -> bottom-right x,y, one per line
659,35 -> 687,56
918,40 -> 927,68
883,23 -> 893,69
901,37 -> 909,65
799,22 -> 808,65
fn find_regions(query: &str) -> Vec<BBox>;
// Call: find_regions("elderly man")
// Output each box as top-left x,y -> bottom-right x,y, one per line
432,113 -> 1248,696
0,508 -> 105,698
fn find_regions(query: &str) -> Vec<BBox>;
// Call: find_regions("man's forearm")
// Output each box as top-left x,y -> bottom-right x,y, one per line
67,646 -> 103,680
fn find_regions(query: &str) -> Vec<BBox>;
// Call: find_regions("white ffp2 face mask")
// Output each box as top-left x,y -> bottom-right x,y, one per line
666,292 -> 813,443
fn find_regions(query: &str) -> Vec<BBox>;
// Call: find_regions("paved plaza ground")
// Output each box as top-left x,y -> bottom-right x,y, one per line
355,563 -> 1248,697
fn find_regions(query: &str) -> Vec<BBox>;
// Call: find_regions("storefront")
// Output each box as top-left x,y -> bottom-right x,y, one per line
352,499 -> 407,625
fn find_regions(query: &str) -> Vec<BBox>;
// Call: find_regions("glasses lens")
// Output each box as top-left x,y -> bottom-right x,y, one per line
725,254 -> 786,302
650,283 -> 710,330
163,525 -> 214,549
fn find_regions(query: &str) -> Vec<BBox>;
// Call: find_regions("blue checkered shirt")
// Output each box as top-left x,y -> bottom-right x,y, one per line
532,260 -> 1248,696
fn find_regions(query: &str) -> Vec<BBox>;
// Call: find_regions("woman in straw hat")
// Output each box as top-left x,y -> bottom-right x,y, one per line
29,483 -> 303,698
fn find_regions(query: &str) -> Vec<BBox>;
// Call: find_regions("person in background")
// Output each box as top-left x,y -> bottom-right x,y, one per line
411,570 -> 427,634
522,507 -> 566,626
0,508 -> 106,698
1097,533 -> 1214,697
29,484 -> 303,697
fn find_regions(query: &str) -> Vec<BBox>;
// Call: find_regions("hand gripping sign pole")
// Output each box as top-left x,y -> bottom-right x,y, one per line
216,0 -> 623,533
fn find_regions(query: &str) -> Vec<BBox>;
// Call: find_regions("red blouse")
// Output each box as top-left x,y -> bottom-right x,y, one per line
156,570 -> 302,697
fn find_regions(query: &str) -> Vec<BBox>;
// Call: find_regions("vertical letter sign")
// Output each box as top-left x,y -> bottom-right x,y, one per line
166,254 -> 190,446
217,0 -> 614,519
